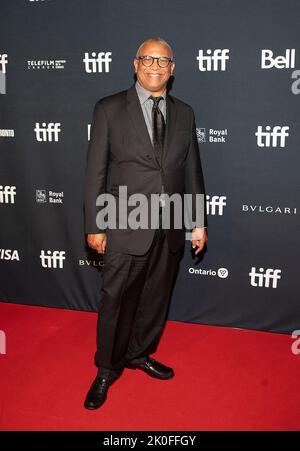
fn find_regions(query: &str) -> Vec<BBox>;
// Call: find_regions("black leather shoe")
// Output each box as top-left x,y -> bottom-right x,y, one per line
84,376 -> 111,410
126,357 -> 174,380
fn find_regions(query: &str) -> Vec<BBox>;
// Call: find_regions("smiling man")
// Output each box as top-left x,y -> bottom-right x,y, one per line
83,37 -> 208,410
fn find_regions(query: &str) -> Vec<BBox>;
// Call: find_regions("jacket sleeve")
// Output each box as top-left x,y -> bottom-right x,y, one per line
184,107 -> 208,229
84,100 -> 109,234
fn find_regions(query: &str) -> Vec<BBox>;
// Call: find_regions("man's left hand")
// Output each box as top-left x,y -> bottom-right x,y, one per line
191,227 -> 208,255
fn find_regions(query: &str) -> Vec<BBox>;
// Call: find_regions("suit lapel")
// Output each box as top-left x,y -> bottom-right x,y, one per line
126,85 -> 154,160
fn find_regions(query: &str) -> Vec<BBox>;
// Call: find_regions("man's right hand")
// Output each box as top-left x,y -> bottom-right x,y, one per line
87,233 -> 107,254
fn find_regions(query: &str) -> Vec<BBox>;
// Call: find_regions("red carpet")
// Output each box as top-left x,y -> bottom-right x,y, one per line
0,301 -> 299,430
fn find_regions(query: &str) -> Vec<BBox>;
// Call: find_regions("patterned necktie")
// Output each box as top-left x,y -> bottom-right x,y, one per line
149,95 -> 165,151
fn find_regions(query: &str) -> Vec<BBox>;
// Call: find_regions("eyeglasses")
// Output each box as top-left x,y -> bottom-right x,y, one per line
136,55 -> 173,68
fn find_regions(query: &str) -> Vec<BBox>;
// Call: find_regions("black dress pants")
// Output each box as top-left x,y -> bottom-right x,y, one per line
95,224 -> 184,379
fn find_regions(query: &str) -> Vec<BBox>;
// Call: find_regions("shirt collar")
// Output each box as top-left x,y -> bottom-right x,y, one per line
135,80 -> 166,105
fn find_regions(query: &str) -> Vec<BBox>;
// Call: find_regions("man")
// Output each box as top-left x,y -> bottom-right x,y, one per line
83,37 -> 208,410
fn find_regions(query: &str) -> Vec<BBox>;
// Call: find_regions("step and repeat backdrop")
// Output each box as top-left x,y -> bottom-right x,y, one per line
1,0 -> 299,334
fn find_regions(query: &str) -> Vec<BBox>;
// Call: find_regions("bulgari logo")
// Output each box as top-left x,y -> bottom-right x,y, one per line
79,259 -> 104,268
242,204 -> 297,215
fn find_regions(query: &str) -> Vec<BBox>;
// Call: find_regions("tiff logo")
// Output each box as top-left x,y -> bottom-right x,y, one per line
34,122 -> 61,142
197,49 -> 229,71
249,267 -> 281,288
0,54 -> 8,74
261,49 -> 295,69
206,195 -> 227,215
0,185 -> 16,204
40,250 -> 66,268
0,330 -> 6,354
83,52 -> 112,73
255,126 -> 289,148
0,54 -> 8,94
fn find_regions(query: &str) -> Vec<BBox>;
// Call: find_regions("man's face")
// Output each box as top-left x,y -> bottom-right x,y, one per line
133,41 -> 175,95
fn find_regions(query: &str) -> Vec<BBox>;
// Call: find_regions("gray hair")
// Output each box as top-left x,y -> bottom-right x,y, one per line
135,37 -> 174,59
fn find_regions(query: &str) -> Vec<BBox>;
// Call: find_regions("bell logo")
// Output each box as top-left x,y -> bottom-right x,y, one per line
255,126 -> 289,148
40,250 -> 66,269
261,49 -> 295,69
249,267 -> 281,288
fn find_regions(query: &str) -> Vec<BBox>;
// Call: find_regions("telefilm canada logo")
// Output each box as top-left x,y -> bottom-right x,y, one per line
27,59 -> 66,70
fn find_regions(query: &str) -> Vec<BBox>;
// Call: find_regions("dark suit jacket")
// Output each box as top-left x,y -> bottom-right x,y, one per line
84,84 -> 207,255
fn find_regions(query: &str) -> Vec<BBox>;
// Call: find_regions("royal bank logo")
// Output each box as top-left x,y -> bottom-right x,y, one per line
197,49 -> 230,71
196,128 -> 228,144
34,122 -> 61,142
189,267 -> 229,278
196,128 -> 206,143
27,59 -> 66,70
40,250 -> 66,269
0,129 -> 14,137
36,189 -> 64,204
206,195 -> 227,216
36,190 -> 47,203
249,267 -> 281,289
0,249 -> 20,261
0,185 -> 16,204
261,49 -> 295,69
255,126 -> 289,148
83,52 -> 112,73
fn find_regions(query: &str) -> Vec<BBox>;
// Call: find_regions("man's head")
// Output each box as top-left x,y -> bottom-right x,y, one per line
133,37 -> 175,96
